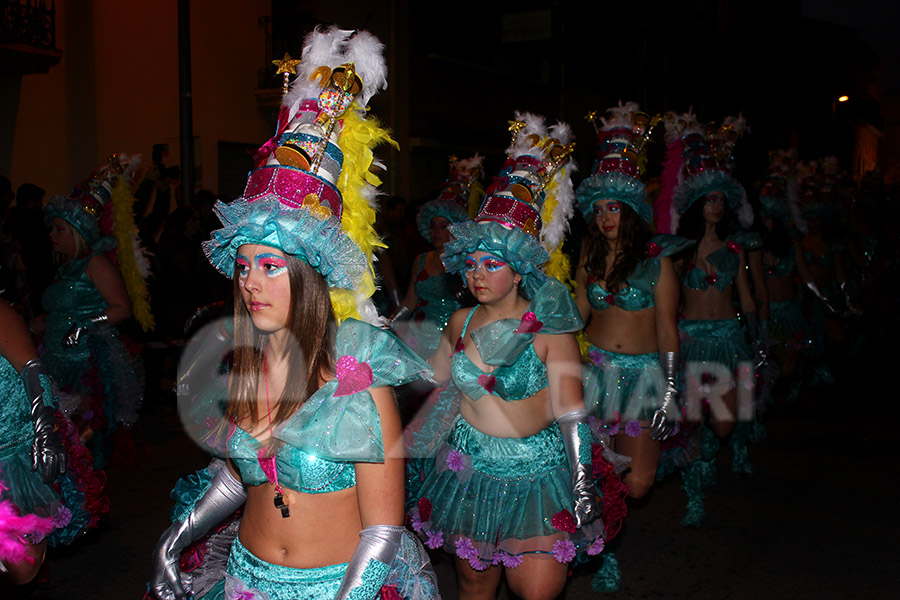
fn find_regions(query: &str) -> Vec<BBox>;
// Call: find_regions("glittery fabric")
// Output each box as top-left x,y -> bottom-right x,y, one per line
582,345 -> 663,422
407,415 -> 604,564
674,169 -> 747,219
403,255 -> 462,360
196,531 -> 438,600
681,232 -> 761,292
203,198 -> 368,291
576,171 -> 651,223
345,559 -> 390,600
229,428 -> 356,493
442,220 -> 549,299
451,307 -> 547,402
678,318 -> 753,372
588,234 -> 693,312
770,298 -> 814,352
40,253 -> 144,459
415,199 -> 468,242
0,354 -> 98,546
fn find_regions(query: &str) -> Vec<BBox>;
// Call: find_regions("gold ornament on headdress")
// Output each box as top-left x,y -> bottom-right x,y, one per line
585,111 -> 599,134
273,52 -> 302,97
508,119 -> 526,146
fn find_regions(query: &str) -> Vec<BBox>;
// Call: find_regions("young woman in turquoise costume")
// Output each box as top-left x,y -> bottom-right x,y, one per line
149,27 -> 439,600
573,102 -> 686,592
660,112 -> 764,527
391,155 -> 483,360
406,114 -> 618,600
758,150 -> 820,400
0,298 -> 106,584
34,156 -> 151,467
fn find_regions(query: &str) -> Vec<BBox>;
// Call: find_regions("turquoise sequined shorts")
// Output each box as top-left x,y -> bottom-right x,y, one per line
198,533 -> 438,600
582,345 -> 663,422
407,415 -> 604,567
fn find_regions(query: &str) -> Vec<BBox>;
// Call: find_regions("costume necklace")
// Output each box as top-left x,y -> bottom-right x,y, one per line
259,345 -> 290,518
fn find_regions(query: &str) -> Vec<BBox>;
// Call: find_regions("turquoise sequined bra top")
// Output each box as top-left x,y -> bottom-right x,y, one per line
450,279 -> 584,402
190,319 -> 431,494
766,248 -> 795,278
681,231 -> 761,292
587,234 -> 693,312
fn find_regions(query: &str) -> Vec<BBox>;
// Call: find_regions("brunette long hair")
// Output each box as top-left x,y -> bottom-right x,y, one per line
582,203 -> 651,293
225,253 -> 335,428
675,194 -> 740,270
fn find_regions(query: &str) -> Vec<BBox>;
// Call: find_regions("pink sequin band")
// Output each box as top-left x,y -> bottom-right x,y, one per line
242,165 -> 342,218
477,194 -> 542,235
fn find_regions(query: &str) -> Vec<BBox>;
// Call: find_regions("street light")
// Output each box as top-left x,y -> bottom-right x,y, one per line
838,95 -> 849,103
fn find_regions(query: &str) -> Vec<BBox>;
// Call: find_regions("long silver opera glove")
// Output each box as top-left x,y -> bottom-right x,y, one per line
805,281 -> 839,315
557,408 -> 601,529
21,358 -> 66,483
149,468 -> 247,600
650,352 -> 681,441
63,312 -> 109,348
334,524 -> 405,600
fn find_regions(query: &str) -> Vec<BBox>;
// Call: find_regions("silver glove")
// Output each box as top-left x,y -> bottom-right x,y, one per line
805,281 -> 839,315
557,409 -> 601,529
63,313 -> 109,348
840,281 -> 863,317
388,305 -> 411,328
744,311 -> 769,370
334,524 -> 404,600
21,359 -> 66,483
651,352 -> 681,441
150,468 -> 246,600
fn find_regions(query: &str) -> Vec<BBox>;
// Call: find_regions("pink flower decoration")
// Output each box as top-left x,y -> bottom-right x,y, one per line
425,529 -> 444,549
588,349 -> 605,367
551,510 -> 577,533
514,311 -> 544,334
492,551 -> 523,568
551,539 -> 577,563
607,421 -> 620,436
455,536 -> 478,560
604,294 -> 616,305
380,585 -> 403,600
410,513 -> 424,533
468,556 -> 488,571
417,497 -> 433,522
625,420 -> 643,437
587,537 -> 606,556
446,449 -> 465,472
705,273 -> 718,286
727,240 -> 743,254
454,337 -> 465,354
51,506 -> 72,529
477,373 -> 496,394
334,355 -> 374,397
646,241 -> 662,258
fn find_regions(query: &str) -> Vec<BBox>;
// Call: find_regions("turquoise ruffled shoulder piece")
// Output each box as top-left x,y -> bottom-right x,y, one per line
275,319 -> 432,463
730,230 -> 763,251
469,279 -> 583,367
647,234 -> 694,258
442,220 -> 550,299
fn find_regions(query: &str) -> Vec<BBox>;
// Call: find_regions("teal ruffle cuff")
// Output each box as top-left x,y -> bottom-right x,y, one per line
202,198 -> 369,290
469,279 -> 583,367
576,172 -> 651,224
442,220 -> 549,299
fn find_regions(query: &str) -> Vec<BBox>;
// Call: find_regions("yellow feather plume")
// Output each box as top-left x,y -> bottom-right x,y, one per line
110,178 -> 155,331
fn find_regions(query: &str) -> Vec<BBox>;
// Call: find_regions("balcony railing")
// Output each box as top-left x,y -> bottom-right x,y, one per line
0,0 -> 57,49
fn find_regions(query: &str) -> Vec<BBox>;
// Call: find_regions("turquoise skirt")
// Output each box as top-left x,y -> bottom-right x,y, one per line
582,346 -> 662,423
770,298 -> 814,352
407,416 -> 604,569
678,318 -> 753,373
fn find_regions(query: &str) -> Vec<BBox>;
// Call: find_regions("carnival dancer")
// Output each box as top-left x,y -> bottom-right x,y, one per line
149,27 -> 440,600
390,155 -> 483,360
34,155 -> 152,467
0,298 -> 107,584
658,112 -> 762,526
406,113 -> 622,600
758,150 -> 819,401
574,102 -> 687,592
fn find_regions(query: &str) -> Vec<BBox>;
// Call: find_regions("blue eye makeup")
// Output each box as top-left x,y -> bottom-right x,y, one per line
236,255 -> 251,276
465,254 -> 507,274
